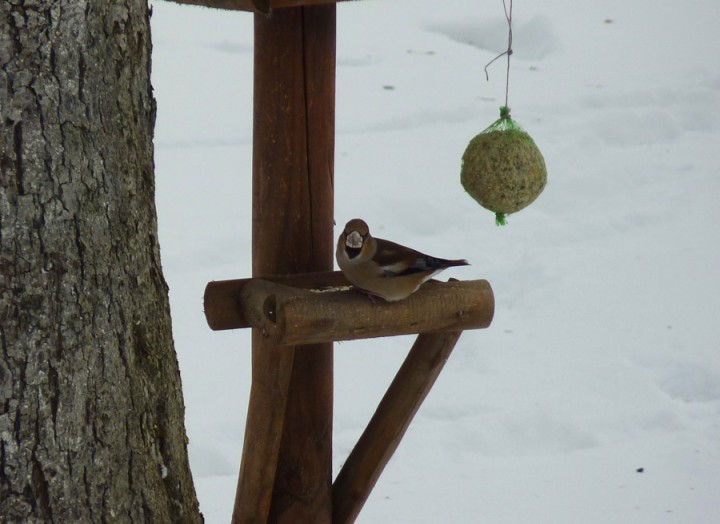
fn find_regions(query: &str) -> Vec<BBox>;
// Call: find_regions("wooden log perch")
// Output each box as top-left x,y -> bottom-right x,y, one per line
204,270 -> 351,331
205,271 -> 494,345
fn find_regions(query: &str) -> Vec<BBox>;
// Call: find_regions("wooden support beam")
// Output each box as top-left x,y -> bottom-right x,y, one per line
332,330 -> 463,524
233,332 -> 295,523
235,277 -> 493,345
232,5 -> 336,524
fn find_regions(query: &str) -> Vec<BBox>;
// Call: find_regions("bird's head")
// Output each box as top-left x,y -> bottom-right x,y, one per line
342,218 -> 370,259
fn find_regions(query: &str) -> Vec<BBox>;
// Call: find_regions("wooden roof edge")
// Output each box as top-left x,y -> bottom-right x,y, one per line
166,0 -> 353,15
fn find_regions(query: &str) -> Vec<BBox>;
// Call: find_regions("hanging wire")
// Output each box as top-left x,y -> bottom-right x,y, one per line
483,0 -> 514,111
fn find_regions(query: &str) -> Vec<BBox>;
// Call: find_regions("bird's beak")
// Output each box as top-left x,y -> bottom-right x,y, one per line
345,230 -> 364,249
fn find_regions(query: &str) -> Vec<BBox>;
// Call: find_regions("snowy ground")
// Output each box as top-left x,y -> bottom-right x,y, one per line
150,0 -> 720,522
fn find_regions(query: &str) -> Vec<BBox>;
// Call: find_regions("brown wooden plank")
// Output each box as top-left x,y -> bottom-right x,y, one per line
232,4 -> 336,523
332,331 -> 463,523
166,0 -> 351,14
232,331 -> 295,524
270,0 -> 351,12
265,5 -> 335,523
268,4 -> 336,524
165,0 -> 270,14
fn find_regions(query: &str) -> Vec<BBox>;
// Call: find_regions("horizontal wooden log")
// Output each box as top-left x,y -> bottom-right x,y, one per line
204,270 -> 351,331
166,0 -> 351,14
213,276 -> 493,345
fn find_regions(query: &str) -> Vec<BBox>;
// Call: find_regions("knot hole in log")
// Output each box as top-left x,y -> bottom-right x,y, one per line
264,294 -> 277,323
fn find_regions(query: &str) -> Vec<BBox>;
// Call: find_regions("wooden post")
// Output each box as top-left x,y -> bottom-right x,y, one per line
232,5 -> 336,523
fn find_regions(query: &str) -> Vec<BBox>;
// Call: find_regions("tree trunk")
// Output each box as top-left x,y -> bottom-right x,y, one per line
0,2 -> 202,522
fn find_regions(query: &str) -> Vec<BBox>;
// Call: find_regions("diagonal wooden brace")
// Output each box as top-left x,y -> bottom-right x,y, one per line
332,330 -> 463,524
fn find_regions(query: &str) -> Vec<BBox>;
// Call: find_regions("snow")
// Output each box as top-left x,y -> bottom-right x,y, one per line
149,0 -> 720,522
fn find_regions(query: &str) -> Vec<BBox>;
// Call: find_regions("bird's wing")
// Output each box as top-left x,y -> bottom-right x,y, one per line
373,239 -> 433,276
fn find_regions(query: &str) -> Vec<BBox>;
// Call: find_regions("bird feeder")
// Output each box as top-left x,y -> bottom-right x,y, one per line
461,107 -> 547,225
172,1 -> 495,522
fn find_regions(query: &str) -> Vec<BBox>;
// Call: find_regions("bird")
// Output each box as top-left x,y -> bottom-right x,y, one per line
336,218 -> 469,302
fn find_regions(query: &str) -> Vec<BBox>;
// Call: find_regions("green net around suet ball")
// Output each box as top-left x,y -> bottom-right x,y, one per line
461,107 -> 547,225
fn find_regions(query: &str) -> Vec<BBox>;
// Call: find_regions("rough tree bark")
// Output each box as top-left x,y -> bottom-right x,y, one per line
0,1 -> 202,522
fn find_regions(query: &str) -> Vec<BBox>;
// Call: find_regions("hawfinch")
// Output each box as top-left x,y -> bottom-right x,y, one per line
336,218 -> 469,302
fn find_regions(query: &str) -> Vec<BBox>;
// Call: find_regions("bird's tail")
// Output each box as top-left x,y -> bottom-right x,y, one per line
431,257 -> 470,269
